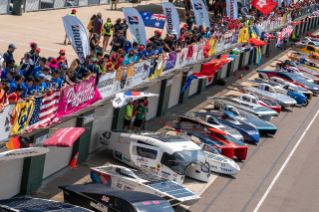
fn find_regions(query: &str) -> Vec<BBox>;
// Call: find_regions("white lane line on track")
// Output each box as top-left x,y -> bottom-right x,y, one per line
0,40 -> 77,56
253,107 -> 319,212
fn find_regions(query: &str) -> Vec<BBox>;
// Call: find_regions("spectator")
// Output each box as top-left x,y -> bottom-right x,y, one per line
112,31 -> 125,54
87,14 -> 97,40
97,59 -> 107,75
47,58 -> 59,72
22,76 -> 34,98
96,51 -> 103,61
93,13 -> 103,40
124,101 -> 133,129
57,49 -> 68,66
124,36 -> 132,53
66,59 -> 81,85
8,84 -> 24,104
64,9 -> 77,45
60,64 -> 68,84
19,52 -> 33,72
103,18 -> 114,51
103,54 -> 110,62
30,47 -> 41,72
184,0 -> 191,12
58,56 -> 67,68
164,34 -> 175,50
111,0 -> 117,10
29,42 -> 37,57
27,77 -> 41,96
121,18 -> 129,37
0,80 -> 9,112
1,59 -> 15,79
31,57 -> 46,78
6,70 -> 15,94
136,46 -> 146,60
122,50 -> 138,66
149,30 -> 163,43
2,44 -> 16,69
114,18 -> 123,33
78,56 -> 92,80
18,60 -> 31,77
9,74 -> 23,94
38,74 -> 48,93
185,14 -> 195,31
90,33 -> 101,52
49,69 -> 63,90
133,100 -> 147,131
126,42 -> 138,53
142,97 -> 149,130
106,57 -> 118,72
143,44 -> 155,59
153,42 -> 163,55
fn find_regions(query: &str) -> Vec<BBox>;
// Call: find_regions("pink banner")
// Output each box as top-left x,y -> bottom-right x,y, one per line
57,77 -> 102,118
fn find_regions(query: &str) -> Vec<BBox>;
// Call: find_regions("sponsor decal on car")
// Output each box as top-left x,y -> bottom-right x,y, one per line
123,157 -> 131,162
161,171 -> 171,178
137,157 -> 148,164
115,151 -> 122,160
90,202 -> 108,212
101,195 -> 110,203
220,167 -> 234,172
117,183 -> 122,189
211,165 -> 218,169
124,185 -> 134,191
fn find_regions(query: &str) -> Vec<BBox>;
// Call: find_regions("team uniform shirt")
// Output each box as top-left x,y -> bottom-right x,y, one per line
3,50 -> 14,67
49,78 -> 62,89
136,52 -> 145,60
7,78 -> 15,95
19,69 -> 27,77
20,82 -> 27,98
122,54 -> 138,66
153,47 -> 163,55
124,40 -> 132,53
143,49 -> 154,59
31,66 -> 43,78
1,68 -> 10,79
27,85 -> 39,95
110,55 -> 123,69
39,82 -> 47,93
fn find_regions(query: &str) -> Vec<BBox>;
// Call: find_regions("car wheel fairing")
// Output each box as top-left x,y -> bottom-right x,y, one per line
185,163 -> 210,182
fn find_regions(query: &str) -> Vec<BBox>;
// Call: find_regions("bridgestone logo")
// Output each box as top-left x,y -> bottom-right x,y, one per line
71,25 -> 86,62
230,0 -> 235,20
166,8 -> 173,33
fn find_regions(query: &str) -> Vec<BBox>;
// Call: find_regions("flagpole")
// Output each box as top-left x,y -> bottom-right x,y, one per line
162,19 -> 166,34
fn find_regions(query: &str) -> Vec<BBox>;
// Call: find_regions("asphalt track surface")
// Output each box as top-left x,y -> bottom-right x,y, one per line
187,93 -> 319,211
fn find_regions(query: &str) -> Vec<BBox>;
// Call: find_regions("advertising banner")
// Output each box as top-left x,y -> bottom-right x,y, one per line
62,15 -> 90,63
226,0 -> 238,20
98,72 -> 116,99
10,101 -> 35,135
162,2 -> 180,38
148,55 -> 165,79
57,77 -> 102,118
224,33 -> 232,47
208,39 -> 217,55
163,52 -> 177,73
0,105 -> 14,140
175,48 -> 189,68
190,0 -> 211,29
197,42 -> 206,60
131,60 -> 150,87
123,7 -> 147,46
241,0 -> 249,14
113,65 -> 135,93
231,30 -> 239,44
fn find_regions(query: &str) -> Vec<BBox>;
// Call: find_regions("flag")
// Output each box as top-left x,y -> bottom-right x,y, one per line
10,101 -> 34,135
26,90 -> 60,132
42,127 -> 86,147
226,0 -> 238,20
220,55 -> 237,60
112,92 -> 159,108
190,0 -> 211,29
283,26 -> 294,37
276,31 -> 288,47
254,46 -> 262,66
6,136 -> 20,150
248,38 -> 268,47
139,11 -> 166,29
62,15 -> 90,63
181,60 -> 229,93
123,7 -> 147,46
251,0 -> 278,16
162,2 -> 180,38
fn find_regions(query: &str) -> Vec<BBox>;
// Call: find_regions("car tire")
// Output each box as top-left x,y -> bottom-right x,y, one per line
303,99 -> 309,107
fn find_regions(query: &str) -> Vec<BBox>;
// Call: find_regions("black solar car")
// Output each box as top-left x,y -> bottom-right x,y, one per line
59,184 -> 175,212
0,197 -> 93,211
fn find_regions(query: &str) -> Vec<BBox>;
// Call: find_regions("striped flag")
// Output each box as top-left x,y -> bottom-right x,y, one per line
26,90 -> 60,132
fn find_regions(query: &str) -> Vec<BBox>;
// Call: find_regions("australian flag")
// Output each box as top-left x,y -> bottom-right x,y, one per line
139,11 -> 166,29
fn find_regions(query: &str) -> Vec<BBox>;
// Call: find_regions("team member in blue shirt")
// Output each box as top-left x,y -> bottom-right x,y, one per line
38,74 -> 48,93
21,76 -> 34,98
27,77 -> 41,96
143,44 -> 155,59
2,44 -> 16,69
1,59 -> 15,79
124,36 -> 132,53
9,74 -> 23,95
7,70 -> 16,94
136,46 -> 146,60
31,57 -> 47,78
152,42 -> 163,56
49,69 -> 63,90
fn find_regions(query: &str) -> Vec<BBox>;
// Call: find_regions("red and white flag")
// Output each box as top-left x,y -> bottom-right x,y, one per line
251,0 -> 278,16
26,90 -> 60,133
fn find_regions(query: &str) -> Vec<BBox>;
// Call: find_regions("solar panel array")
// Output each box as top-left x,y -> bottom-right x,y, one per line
0,197 -> 92,212
147,180 -> 196,199
140,132 -> 189,143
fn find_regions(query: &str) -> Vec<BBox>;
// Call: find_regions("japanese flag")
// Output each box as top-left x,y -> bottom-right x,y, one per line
251,0 -> 278,16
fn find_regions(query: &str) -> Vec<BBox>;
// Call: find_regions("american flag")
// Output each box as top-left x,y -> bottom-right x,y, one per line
26,90 -> 60,132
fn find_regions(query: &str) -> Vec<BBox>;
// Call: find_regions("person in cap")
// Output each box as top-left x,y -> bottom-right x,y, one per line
2,44 -> 16,69
31,57 -> 46,79
136,45 -> 146,60
57,49 -> 68,66
111,0 -> 118,10
64,9 -> 77,45
121,18 -> 128,37
103,17 -> 114,51
180,27 -> 187,35
93,12 -> 103,40
149,30 -> 163,43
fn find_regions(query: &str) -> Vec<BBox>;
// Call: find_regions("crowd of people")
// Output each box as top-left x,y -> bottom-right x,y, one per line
0,1 -> 317,128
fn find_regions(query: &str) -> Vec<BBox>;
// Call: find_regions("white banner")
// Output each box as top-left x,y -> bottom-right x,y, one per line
0,147 -> 50,161
226,0 -> 238,20
123,7 -> 147,47
111,92 -> 159,108
131,60 -> 150,87
162,2 -> 180,38
0,105 -> 14,141
97,72 -> 116,99
62,15 -> 90,63
176,48 -> 189,68
190,0 -> 211,29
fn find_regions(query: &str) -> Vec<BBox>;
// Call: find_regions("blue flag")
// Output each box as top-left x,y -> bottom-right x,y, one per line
139,11 -> 166,29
